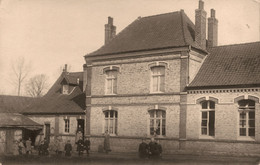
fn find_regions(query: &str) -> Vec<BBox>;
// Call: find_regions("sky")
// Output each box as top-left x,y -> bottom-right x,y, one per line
0,0 -> 259,96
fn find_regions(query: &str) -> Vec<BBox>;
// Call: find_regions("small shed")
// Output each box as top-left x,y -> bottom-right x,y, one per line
0,113 -> 42,155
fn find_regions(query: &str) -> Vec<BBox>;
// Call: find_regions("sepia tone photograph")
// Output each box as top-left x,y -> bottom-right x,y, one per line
0,0 -> 260,164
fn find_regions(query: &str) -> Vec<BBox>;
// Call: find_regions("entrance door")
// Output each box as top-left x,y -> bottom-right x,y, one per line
77,119 -> 85,136
5,129 -> 14,154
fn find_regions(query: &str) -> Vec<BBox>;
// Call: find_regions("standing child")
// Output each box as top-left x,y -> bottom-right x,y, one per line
84,137 -> 91,156
25,138 -> 32,155
64,140 -> 72,157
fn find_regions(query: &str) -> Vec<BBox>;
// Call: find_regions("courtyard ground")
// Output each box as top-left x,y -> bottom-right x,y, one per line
0,151 -> 260,165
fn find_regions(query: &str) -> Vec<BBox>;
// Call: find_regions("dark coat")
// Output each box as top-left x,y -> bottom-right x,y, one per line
64,143 -> 72,156
77,139 -> 84,151
138,142 -> 148,158
84,139 -> 91,150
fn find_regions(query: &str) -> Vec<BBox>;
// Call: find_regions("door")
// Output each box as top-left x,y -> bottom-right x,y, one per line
5,129 -> 14,154
77,119 -> 85,136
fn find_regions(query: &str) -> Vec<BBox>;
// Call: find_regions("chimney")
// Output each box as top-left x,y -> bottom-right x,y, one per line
195,0 -> 207,50
63,64 -> 67,72
105,17 -> 116,44
208,9 -> 218,47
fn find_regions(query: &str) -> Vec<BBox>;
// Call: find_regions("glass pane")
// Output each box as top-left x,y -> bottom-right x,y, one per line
107,79 -> 112,94
249,120 -> 255,127
156,111 -> 161,117
115,111 -> 118,118
150,111 -> 154,118
209,101 -> 215,109
115,119 -> 117,134
158,66 -> 165,75
156,119 -> 161,128
160,75 -> 165,92
113,78 -> 117,94
202,112 -> 207,119
202,102 -> 207,109
162,119 -> 166,127
240,128 -> 246,136
249,128 -> 255,136
110,111 -> 114,117
162,111 -> 166,118
240,112 -> 246,119
105,111 -> 109,118
105,119 -> 108,131
150,119 -> 154,127
150,128 -> 154,135
209,111 -> 215,136
201,120 -> 207,126
249,112 -> 255,119
153,77 -> 158,91
240,120 -> 246,127
201,128 -> 207,135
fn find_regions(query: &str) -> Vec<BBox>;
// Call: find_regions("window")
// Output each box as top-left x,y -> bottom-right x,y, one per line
149,110 -> 166,136
62,85 -> 69,94
238,100 -> 255,137
201,101 -> 215,136
151,66 -> 165,93
64,119 -> 70,133
104,110 -> 118,135
105,70 -> 117,94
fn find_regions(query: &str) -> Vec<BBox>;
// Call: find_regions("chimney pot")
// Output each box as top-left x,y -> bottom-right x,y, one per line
199,0 -> 204,10
63,64 -> 68,72
211,9 -> 216,18
108,16 -> 113,25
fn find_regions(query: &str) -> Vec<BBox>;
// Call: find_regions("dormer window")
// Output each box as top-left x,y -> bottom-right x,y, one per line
62,84 -> 69,94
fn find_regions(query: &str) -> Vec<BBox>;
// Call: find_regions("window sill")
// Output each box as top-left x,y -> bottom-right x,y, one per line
105,94 -> 117,96
150,91 -> 165,94
199,135 -> 215,140
237,136 -> 255,141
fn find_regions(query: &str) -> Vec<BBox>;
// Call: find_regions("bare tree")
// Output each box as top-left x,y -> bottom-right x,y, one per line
26,74 -> 49,97
11,57 -> 31,96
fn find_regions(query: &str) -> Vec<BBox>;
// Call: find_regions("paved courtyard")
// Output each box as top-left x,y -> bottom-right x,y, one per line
0,152 -> 259,165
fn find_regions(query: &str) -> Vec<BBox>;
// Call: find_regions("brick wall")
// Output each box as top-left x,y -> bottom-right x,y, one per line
187,90 -> 260,142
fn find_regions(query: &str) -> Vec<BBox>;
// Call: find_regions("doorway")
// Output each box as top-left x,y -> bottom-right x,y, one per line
77,119 -> 85,136
5,129 -> 14,154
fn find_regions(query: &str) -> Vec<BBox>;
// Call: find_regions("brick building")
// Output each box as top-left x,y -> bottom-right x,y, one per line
84,0 -> 260,155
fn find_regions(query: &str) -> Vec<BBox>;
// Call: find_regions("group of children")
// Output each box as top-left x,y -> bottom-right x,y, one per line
14,138 -> 32,155
138,137 -> 163,159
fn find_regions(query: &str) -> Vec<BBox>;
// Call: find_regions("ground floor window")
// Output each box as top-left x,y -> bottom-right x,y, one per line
239,100 -> 255,137
201,101 -> 215,136
104,110 -> 118,135
64,119 -> 70,133
149,110 -> 166,136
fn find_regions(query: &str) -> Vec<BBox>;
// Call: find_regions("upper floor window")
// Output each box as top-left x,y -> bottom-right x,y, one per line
104,110 -> 118,135
64,119 -> 70,133
105,70 -> 118,95
238,100 -> 255,137
62,84 -> 69,94
151,66 -> 165,93
201,101 -> 215,136
149,110 -> 166,136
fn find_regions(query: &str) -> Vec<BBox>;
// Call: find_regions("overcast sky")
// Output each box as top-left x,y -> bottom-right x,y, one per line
0,0 -> 259,95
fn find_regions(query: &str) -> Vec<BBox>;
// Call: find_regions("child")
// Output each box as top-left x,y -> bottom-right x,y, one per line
64,140 -> 72,157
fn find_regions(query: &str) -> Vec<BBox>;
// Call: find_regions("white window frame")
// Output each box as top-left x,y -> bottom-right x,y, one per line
238,100 -> 255,140
105,70 -> 117,95
104,110 -> 118,135
200,101 -> 215,138
150,66 -> 165,93
64,119 -> 70,133
149,110 -> 166,136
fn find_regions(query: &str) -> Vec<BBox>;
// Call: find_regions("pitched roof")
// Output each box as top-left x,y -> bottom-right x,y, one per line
24,72 -> 85,114
0,113 -> 42,128
189,42 -> 260,88
87,10 -> 202,57
0,95 -> 35,113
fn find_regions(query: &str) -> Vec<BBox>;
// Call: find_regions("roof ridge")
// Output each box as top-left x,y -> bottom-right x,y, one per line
212,41 -> 260,48
141,11 -> 179,19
